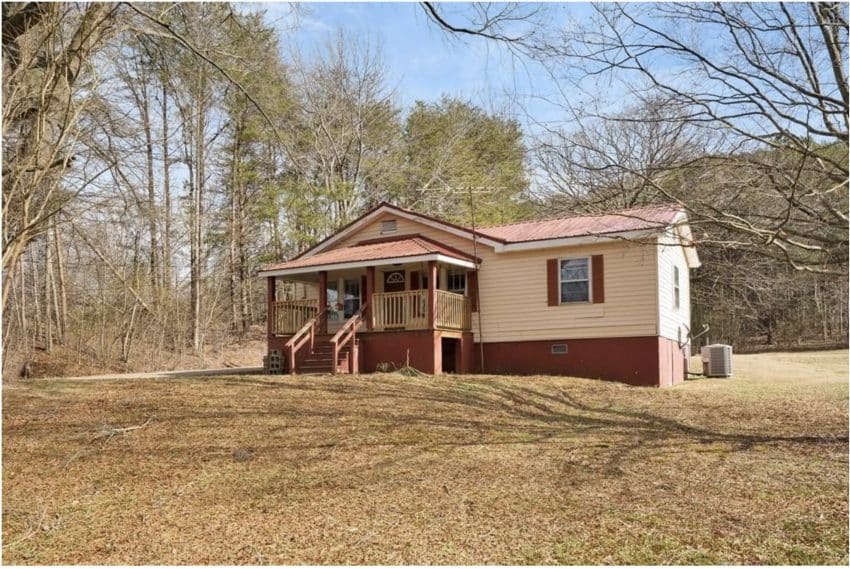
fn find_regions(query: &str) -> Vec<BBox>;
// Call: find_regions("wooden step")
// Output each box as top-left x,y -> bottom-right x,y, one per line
295,346 -> 350,374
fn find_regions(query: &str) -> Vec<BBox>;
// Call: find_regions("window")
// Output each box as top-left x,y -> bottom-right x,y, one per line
673,266 -> 681,310
343,278 -> 361,318
381,219 -> 397,234
559,257 -> 590,303
327,282 -> 340,321
447,270 -> 466,294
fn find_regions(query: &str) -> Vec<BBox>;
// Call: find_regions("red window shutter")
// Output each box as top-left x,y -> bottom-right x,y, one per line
547,258 -> 559,306
592,254 -> 605,303
409,270 -> 419,290
467,271 -> 479,312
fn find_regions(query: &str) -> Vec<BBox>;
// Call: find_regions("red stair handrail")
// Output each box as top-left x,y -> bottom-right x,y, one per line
329,302 -> 369,374
284,306 -> 327,374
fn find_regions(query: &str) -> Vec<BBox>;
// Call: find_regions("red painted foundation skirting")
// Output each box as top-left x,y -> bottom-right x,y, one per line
475,336 -> 686,387
358,330 -> 475,374
269,330 -> 476,374
268,332 -> 683,386
359,330 -> 440,373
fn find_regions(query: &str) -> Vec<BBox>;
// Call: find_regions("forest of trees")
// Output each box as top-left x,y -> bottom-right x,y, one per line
2,2 -> 847,377
1,3 -> 531,376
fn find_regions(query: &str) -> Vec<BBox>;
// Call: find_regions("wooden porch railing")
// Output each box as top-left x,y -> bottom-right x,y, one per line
283,307 -> 327,374
435,290 -> 472,330
330,302 -> 369,374
372,290 -> 428,330
371,290 -> 472,331
273,299 -> 318,335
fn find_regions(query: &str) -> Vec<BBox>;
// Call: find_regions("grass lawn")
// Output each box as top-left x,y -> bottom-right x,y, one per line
3,350 -> 847,564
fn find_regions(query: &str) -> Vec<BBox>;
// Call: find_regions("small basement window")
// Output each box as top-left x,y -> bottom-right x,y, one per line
551,343 -> 568,354
381,219 -> 397,234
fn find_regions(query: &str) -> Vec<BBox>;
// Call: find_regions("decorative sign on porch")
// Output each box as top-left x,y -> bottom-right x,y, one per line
385,272 -> 405,284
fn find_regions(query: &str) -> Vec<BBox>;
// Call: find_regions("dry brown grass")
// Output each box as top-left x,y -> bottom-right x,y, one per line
3,350 -> 848,564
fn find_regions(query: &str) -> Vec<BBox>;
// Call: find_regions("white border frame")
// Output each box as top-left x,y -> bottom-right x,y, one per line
558,255 -> 593,305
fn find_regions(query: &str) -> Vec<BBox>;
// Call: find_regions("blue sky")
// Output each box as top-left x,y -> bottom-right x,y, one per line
257,2 -> 584,122
247,3 -> 816,152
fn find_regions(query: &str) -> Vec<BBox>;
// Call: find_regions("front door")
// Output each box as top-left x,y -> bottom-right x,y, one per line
383,270 -> 406,293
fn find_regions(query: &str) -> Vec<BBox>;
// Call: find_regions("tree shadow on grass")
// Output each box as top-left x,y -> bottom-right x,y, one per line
214,374 -> 847,447
15,373 -> 845,493
126,374 -> 848,489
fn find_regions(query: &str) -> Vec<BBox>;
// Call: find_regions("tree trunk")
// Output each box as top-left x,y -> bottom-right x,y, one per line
160,80 -> 173,291
229,119 -> 242,334
142,82 -> 159,295
53,221 -> 68,344
43,239 -> 53,352
189,75 -> 207,354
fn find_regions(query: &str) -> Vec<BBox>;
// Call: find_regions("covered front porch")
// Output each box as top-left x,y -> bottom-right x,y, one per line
268,264 -> 474,336
258,235 -> 479,374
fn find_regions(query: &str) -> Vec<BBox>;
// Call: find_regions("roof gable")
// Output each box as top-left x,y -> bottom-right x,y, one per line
296,202 -> 503,260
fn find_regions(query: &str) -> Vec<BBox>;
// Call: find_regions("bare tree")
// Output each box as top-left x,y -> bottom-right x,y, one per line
424,2 -> 849,273
288,33 -> 401,234
2,2 -> 120,311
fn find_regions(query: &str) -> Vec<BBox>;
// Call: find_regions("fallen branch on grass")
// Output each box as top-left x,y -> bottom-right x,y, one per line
89,416 -> 154,443
2,504 -> 47,550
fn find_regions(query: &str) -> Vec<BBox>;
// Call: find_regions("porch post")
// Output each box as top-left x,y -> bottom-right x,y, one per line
365,266 -> 375,331
266,276 -> 276,337
318,270 -> 328,334
427,260 -> 437,329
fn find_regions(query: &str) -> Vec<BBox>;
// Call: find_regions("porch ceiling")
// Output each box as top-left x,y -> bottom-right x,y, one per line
258,236 -> 478,278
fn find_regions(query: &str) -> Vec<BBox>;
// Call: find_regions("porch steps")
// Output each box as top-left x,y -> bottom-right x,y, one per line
291,336 -> 352,374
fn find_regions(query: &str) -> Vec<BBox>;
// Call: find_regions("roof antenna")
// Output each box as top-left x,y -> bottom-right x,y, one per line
418,183 -> 498,374
466,186 -> 486,373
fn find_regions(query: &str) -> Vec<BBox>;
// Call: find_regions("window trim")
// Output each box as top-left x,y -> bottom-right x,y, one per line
558,256 -> 592,304
342,278 -> 361,318
673,265 -> 681,310
447,269 -> 467,295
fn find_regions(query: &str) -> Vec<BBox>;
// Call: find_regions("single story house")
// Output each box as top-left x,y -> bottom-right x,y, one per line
257,202 -> 700,386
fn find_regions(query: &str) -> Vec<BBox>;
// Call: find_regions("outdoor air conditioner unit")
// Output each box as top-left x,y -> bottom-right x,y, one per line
701,344 -> 733,377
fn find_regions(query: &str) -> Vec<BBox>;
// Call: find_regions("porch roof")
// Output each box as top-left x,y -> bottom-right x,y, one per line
258,236 -> 478,277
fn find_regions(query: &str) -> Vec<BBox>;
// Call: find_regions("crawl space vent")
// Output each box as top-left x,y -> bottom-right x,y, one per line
551,343 -> 568,355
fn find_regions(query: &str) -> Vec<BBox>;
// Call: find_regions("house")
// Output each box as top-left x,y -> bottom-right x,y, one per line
257,202 -> 700,386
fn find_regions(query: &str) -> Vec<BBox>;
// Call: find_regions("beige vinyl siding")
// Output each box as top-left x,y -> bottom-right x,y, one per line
324,213 -> 662,342
336,214 -> 480,255
656,231 -> 692,342
476,242 -> 659,342
278,281 -> 318,300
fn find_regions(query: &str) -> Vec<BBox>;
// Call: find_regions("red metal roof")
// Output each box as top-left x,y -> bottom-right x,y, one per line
477,205 -> 683,243
261,235 -> 476,272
